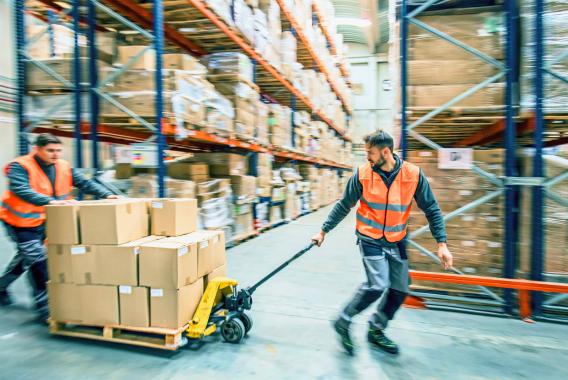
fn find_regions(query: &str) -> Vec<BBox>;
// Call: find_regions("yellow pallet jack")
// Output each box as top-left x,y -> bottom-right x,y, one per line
185,241 -> 317,344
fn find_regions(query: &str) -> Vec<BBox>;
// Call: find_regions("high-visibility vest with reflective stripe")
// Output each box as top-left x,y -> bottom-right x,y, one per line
356,161 -> 420,242
0,153 -> 72,227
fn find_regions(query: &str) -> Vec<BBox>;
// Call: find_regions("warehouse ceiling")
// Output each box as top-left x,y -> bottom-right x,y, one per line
331,0 -> 385,54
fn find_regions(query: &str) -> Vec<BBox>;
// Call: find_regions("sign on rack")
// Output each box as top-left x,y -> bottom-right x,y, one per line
438,148 -> 473,169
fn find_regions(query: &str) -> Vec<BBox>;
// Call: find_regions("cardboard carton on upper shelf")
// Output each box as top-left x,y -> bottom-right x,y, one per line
167,163 -> 209,180
407,84 -> 504,108
150,279 -> 204,329
119,286 -> 150,328
115,163 -> 134,179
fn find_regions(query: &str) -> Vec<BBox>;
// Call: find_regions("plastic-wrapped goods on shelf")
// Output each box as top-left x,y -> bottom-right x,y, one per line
259,0 -> 282,50
27,58 -> 111,91
255,100 -> 270,145
234,0 -> 256,44
204,91 -> 235,137
254,9 -> 272,57
26,93 -> 91,121
204,52 -> 254,86
200,191 -> 234,230
520,0 -> 568,112
204,0 -> 235,26
280,32 -> 297,81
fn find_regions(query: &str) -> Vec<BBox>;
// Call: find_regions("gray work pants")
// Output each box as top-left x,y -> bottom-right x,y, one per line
338,240 -> 410,331
0,222 -> 48,314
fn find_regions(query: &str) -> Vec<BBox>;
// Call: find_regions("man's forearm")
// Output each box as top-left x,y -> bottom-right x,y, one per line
72,169 -> 112,199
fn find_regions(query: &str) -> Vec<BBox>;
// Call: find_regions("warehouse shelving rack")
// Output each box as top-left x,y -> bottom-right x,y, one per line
400,0 -> 517,314
16,0 -> 354,200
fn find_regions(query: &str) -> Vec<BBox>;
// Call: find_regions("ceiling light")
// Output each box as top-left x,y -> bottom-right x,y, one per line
335,17 -> 372,27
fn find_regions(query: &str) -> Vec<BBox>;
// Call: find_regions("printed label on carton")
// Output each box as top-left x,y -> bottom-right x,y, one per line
461,241 -> 475,247
488,242 -> 502,248
214,236 -> 219,243
71,247 -> 86,255
459,190 -> 472,196
119,286 -> 132,294
178,247 -> 188,256
151,289 -> 163,297
200,241 -> 209,249
152,202 -> 163,209
462,216 -> 474,221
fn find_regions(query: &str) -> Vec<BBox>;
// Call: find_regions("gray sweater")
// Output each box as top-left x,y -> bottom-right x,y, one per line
322,154 -> 447,247
9,155 -> 112,206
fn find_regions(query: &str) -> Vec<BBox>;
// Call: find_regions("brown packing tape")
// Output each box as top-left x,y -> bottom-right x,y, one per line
59,273 -> 65,283
85,272 -> 92,285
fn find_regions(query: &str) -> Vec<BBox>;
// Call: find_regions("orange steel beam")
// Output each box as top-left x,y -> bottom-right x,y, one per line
311,2 -> 351,86
454,115 -> 536,147
30,1 -> 109,32
186,0 -> 350,140
275,0 -> 352,115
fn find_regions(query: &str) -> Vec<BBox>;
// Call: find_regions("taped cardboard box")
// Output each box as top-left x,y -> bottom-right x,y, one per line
119,286 -> 150,328
27,58 -> 110,90
230,175 -> 256,198
189,230 -> 226,268
204,263 -> 227,288
45,204 -> 80,245
78,284 -> 120,324
47,245 -> 74,284
234,213 -> 254,238
118,46 -> 157,70
47,282 -> 82,321
98,236 -> 164,286
165,233 -> 214,278
150,279 -> 204,329
139,240 -> 199,289
408,35 -> 504,61
150,199 -> 198,237
184,153 -> 248,176
408,84 -> 505,108
70,245 -> 101,285
168,162 -> 209,180
408,60 -> 498,86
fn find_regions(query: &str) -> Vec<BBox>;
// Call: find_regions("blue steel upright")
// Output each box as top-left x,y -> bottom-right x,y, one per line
291,94 -> 296,148
400,0 -> 408,160
532,0 -> 545,316
87,0 -> 99,172
15,0 -> 28,156
72,0 -> 83,173
503,0 -> 519,314
154,0 -> 166,197
48,9 -> 56,57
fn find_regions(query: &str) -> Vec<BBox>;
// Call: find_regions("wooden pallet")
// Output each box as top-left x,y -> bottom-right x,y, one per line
48,319 -> 188,351
230,231 -> 259,246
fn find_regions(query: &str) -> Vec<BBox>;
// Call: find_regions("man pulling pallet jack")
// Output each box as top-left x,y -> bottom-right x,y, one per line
311,130 -> 453,355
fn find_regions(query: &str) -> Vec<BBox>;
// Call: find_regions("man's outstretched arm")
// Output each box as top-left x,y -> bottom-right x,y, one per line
312,168 -> 363,246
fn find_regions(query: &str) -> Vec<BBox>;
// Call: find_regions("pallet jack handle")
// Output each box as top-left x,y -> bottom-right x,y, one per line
247,241 -> 318,295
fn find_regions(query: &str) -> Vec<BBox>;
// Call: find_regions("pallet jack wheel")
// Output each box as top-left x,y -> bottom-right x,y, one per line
221,318 -> 245,344
239,312 -> 253,334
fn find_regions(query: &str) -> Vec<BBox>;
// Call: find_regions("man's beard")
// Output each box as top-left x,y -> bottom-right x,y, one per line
370,156 -> 386,170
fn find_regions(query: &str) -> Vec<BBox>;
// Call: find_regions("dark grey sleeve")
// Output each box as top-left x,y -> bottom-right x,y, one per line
8,163 -> 54,206
413,170 -> 447,243
321,168 -> 363,233
72,168 -> 113,199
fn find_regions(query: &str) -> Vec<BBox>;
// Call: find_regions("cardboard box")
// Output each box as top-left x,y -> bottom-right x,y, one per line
188,230 -> 226,268
408,60 -> 497,85
150,279 -> 204,329
234,213 -> 254,238
167,162 -> 209,180
190,174 -> 210,183
80,201 -> 146,245
150,199 -> 198,237
188,153 -> 248,176
71,245 -> 100,285
98,236 -> 164,286
47,282 -> 82,321
230,175 -> 256,197
197,179 -> 230,195
256,186 -> 272,197
165,233 -> 214,278
45,205 -> 80,245
47,244 -> 74,283
118,46 -> 156,70
408,84 -> 504,108
474,149 -> 505,163
115,163 -> 133,179
119,286 -> 150,328
139,240 -> 198,289
163,54 -> 185,69
78,284 -> 119,325
204,264 -> 227,288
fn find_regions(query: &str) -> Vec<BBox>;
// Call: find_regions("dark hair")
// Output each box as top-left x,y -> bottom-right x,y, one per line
35,133 -> 62,148
363,130 -> 394,153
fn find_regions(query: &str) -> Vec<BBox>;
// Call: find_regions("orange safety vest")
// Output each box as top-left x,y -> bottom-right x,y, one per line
0,153 -> 72,227
356,161 -> 420,242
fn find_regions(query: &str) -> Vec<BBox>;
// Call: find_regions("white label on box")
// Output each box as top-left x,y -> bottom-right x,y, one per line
257,188 -> 263,195
489,242 -> 502,248
151,289 -> 163,297
419,151 -> 433,157
178,247 -> 188,256
71,247 -> 86,255
134,247 -> 139,255
462,216 -> 475,221
152,202 -> 163,209
459,190 -> 473,196
488,268 -> 501,274
119,286 -> 132,294
462,241 -> 475,247
488,217 -> 499,222
438,148 -> 473,169
200,241 -> 209,249
463,267 -> 477,274
214,236 -> 219,243
490,164 -> 500,170
236,162 -> 244,169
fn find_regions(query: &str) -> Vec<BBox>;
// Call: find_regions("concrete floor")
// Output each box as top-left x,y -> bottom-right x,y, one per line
0,205 -> 567,380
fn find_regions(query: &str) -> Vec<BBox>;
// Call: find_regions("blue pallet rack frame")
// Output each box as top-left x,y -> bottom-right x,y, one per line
401,0 -> 518,312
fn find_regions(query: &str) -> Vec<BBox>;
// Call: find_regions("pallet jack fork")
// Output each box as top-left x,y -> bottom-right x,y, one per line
185,241 -> 318,344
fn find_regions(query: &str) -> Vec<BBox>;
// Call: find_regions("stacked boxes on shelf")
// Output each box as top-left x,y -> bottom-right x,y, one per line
406,149 -> 505,291
45,198 -> 227,331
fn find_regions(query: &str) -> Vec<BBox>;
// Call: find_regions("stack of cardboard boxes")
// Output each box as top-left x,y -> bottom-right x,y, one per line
46,198 -> 227,331
406,149 -> 505,291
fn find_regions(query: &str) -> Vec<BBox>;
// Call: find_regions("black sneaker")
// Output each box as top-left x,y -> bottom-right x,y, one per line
0,291 -> 12,306
368,328 -> 399,354
333,320 -> 354,355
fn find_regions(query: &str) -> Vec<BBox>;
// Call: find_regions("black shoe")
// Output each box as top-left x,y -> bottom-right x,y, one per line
0,291 -> 13,306
333,320 -> 354,355
368,328 -> 399,354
